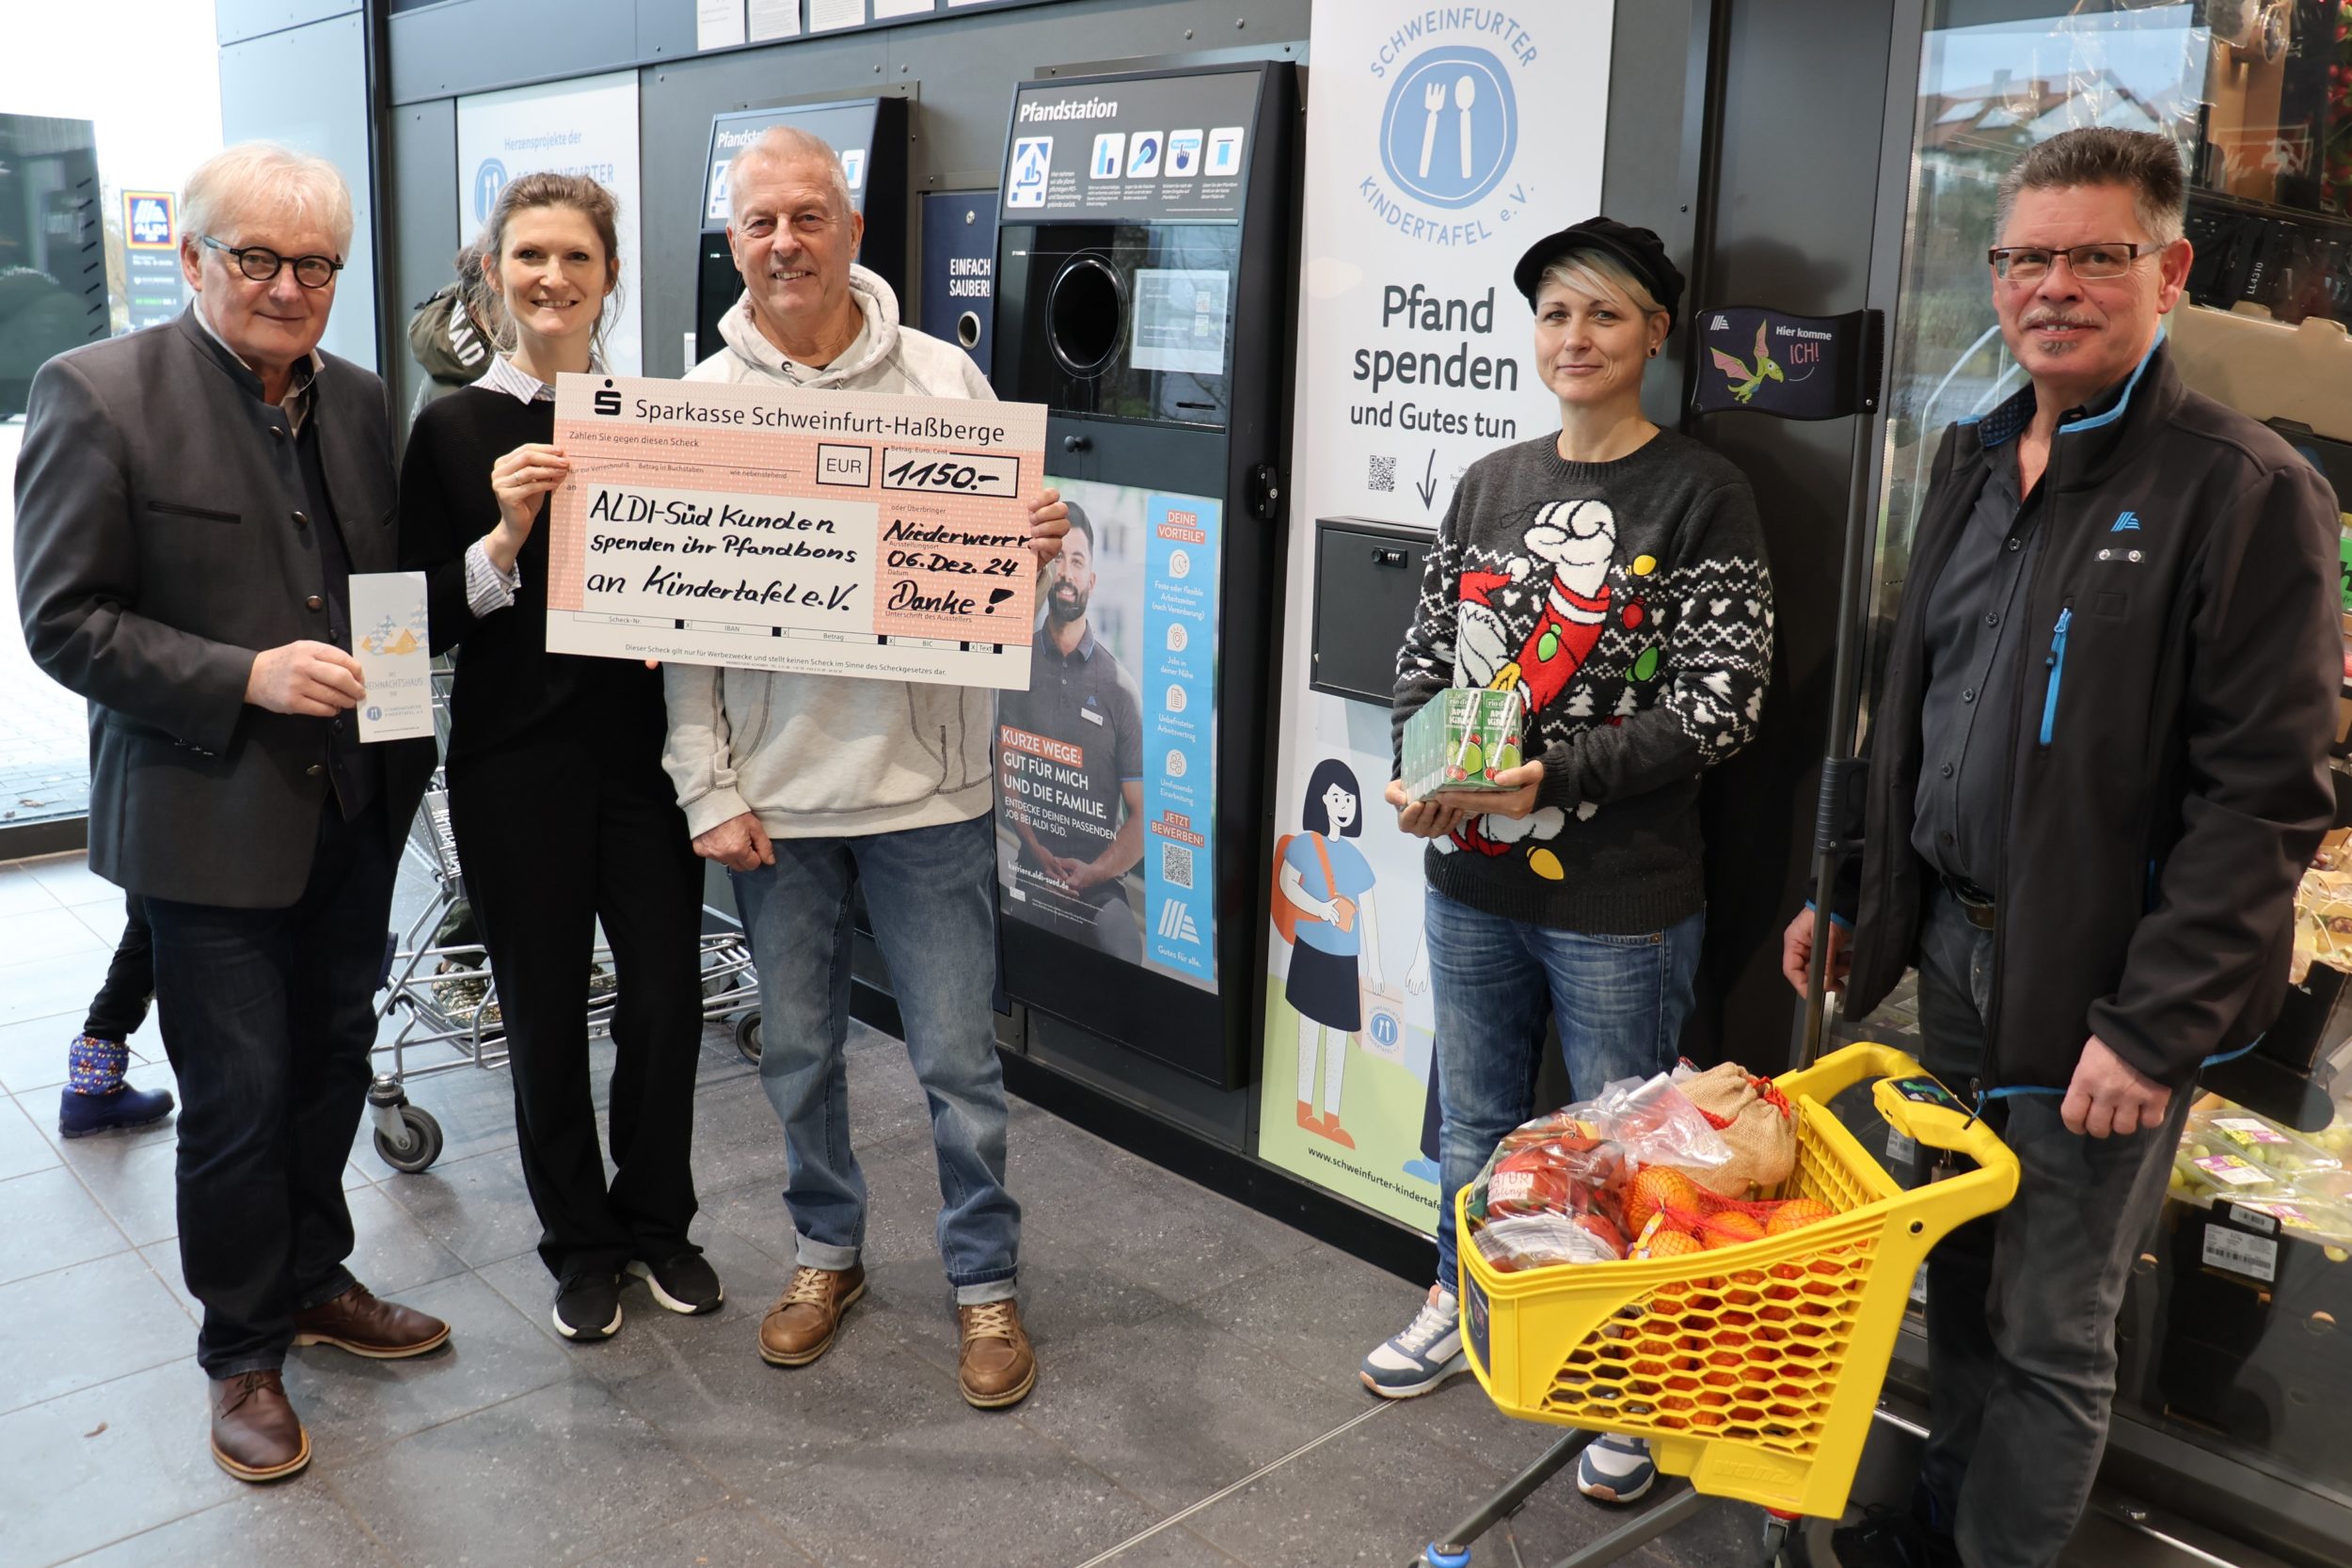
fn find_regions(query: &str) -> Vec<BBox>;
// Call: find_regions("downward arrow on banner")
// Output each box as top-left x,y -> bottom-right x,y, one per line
1414,451 -> 1438,510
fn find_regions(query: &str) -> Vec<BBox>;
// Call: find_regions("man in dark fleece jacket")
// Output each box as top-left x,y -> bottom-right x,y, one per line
1783,129 -> 2338,1568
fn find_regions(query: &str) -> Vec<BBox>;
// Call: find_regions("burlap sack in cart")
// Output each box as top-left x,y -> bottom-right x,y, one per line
1671,1060 -> 1797,1196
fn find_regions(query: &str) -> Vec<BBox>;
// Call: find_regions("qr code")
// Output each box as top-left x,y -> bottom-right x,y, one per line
1368,454 -> 1396,492
1160,843 -> 1194,889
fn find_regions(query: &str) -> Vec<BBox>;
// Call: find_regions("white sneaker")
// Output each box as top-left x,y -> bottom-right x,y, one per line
1359,1290 -> 1467,1399
1576,1432 -> 1657,1503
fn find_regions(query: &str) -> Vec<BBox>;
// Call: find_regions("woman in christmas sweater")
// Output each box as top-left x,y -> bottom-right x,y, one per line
1358,219 -> 1774,1509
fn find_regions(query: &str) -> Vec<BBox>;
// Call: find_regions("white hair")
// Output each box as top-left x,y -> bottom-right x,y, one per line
183,141 -> 354,255
726,125 -> 853,225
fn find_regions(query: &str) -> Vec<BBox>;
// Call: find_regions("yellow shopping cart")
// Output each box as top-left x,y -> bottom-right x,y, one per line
1414,1043 -> 2020,1568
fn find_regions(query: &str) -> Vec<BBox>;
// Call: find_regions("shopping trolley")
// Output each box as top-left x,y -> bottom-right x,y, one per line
1413,1042 -> 2020,1568
364,777 -> 764,1175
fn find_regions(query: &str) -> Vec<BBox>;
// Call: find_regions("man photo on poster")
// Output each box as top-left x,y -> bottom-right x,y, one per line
997,502 -> 1147,959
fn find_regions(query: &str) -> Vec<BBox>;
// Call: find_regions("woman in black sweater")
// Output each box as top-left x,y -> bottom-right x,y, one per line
399,173 -> 717,1341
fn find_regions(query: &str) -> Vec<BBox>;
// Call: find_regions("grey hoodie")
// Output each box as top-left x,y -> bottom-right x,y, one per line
661,266 -> 1003,840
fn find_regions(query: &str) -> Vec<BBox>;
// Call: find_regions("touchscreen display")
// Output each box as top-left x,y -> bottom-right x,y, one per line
1131,268 -> 1231,377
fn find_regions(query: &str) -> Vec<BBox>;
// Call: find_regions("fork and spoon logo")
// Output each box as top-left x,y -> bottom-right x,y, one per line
1415,74 -> 1479,181
1378,46 -> 1517,210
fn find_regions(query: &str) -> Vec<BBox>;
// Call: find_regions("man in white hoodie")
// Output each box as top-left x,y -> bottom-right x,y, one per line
665,126 -> 1066,1408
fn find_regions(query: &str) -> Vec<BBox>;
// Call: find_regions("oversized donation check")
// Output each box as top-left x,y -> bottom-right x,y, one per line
544,372 -> 1048,689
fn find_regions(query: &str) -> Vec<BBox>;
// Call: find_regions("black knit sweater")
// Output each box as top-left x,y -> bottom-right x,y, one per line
397,387 -> 669,765
1391,429 -> 1774,933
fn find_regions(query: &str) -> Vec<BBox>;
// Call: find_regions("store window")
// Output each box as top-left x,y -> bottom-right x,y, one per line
0,4 -> 222,843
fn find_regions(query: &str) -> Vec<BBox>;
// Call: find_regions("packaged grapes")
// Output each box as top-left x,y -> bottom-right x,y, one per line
2184,1102 -> 2341,1180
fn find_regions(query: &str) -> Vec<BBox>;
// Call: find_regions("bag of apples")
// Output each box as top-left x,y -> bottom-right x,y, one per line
1466,1074 -> 1739,1272
1472,1133 -> 1634,1271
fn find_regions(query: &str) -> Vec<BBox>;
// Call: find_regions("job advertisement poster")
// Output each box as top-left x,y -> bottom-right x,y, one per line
994,478 -> 1221,990
543,373 -> 1047,689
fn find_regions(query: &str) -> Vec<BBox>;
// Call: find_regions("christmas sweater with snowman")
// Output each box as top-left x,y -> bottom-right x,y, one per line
1391,429 -> 1773,934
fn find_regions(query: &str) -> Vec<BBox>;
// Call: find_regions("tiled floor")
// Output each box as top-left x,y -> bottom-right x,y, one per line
1,847 -> 1767,1568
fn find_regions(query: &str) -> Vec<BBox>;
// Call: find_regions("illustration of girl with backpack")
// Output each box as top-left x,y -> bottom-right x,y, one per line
1273,758 -> 1387,1149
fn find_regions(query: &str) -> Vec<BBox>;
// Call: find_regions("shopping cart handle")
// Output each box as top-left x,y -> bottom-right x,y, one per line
1781,1043 -> 2012,1173
1869,1073 -> 2007,1170
1775,1041 -> 1930,1107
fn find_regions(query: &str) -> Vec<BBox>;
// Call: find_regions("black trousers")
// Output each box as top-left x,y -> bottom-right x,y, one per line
82,893 -> 153,1040
145,798 -> 391,1376
446,733 -> 706,1281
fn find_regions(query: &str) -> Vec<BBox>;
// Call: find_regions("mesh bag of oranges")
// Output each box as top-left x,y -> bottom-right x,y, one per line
1455,1043 -> 2020,1520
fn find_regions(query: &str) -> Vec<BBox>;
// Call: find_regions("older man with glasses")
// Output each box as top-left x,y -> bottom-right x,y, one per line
13,142 -> 445,1483
1783,127 -> 2339,1568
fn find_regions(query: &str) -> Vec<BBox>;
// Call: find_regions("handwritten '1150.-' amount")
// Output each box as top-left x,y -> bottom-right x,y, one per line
882,450 -> 1022,496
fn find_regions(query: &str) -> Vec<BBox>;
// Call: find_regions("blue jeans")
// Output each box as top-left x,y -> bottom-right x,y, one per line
144,799 -> 394,1376
1426,887 -> 1703,1291
731,813 -> 1019,1304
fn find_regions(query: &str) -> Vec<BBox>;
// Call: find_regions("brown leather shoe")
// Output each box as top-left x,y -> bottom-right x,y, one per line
291,1282 -> 451,1359
757,1262 -> 865,1367
956,1299 -> 1037,1409
210,1370 -> 310,1482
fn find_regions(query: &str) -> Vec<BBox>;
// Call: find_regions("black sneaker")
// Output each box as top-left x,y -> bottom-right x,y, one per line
552,1270 -> 623,1341
628,1250 -> 723,1315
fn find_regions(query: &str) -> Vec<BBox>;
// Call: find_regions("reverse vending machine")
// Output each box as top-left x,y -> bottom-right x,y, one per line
692,98 -> 908,365
988,63 -> 1296,1086
918,190 -> 1000,381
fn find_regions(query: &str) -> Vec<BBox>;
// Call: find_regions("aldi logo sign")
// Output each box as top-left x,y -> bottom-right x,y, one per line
121,190 -> 188,328
123,191 -> 176,250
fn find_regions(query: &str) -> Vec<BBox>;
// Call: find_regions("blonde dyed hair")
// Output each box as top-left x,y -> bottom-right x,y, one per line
183,142 -> 354,255
1538,251 -> 1665,323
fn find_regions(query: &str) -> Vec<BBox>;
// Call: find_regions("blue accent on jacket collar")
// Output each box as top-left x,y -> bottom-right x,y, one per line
1963,327 -> 2166,450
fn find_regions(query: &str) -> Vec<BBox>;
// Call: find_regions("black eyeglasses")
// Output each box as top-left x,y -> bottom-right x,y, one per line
201,235 -> 343,289
1986,243 -> 2153,283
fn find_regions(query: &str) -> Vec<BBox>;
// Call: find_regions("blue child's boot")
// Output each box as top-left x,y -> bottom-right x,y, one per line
58,1035 -> 175,1138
